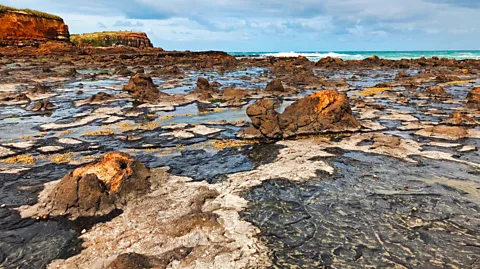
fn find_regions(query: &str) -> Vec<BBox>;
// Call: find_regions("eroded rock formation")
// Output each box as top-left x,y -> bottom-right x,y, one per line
246,90 -> 360,139
264,79 -> 285,92
44,152 -> 150,219
193,77 -> 216,94
246,100 -> 282,139
123,74 -> 169,102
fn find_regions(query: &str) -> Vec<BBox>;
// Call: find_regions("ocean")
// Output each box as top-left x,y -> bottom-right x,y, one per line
228,51 -> 480,61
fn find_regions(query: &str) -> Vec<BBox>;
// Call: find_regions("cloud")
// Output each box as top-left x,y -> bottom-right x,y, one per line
2,0 -> 480,51
97,22 -> 107,28
425,0 -> 480,8
113,20 -> 144,27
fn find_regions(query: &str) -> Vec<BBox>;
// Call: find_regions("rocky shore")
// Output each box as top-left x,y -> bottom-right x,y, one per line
0,8 -> 479,268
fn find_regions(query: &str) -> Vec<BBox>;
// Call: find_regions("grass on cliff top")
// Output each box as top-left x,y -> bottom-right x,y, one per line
70,31 -> 147,46
71,31 -> 145,38
0,5 -> 63,20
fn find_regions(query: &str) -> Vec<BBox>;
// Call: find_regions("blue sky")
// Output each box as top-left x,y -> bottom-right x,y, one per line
2,0 -> 480,51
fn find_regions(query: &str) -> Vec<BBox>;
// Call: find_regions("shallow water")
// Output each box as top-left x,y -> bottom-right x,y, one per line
0,64 -> 479,268
242,149 -> 480,268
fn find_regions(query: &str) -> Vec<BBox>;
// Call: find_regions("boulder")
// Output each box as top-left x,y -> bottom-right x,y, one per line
245,90 -> 360,139
246,99 -> 282,139
28,100 -> 56,111
279,90 -> 361,137
45,152 -> 150,219
193,77 -> 216,94
466,87 -> 480,109
264,79 -> 285,92
123,74 -> 169,102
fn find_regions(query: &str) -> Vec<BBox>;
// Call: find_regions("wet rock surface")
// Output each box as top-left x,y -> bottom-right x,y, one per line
0,51 -> 479,269
242,150 -> 480,268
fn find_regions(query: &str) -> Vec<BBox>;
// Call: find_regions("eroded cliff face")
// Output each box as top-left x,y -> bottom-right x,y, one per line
0,11 -> 70,47
71,32 -> 154,49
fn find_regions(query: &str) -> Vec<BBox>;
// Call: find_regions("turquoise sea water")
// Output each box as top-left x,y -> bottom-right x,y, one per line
228,51 -> 480,61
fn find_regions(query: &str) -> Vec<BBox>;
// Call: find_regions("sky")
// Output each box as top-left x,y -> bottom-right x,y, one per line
2,0 -> 480,51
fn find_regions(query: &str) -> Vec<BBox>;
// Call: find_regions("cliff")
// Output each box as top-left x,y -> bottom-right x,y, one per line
0,5 -> 70,47
71,32 -> 154,49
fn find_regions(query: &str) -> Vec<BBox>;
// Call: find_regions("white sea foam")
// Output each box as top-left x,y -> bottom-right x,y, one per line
261,51 -> 365,60
231,51 -> 480,60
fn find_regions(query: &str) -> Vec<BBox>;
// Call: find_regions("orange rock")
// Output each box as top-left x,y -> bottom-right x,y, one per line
466,87 -> 480,109
245,90 -> 360,139
46,152 -> 151,218
0,9 -> 69,47
280,90 -> 360,137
